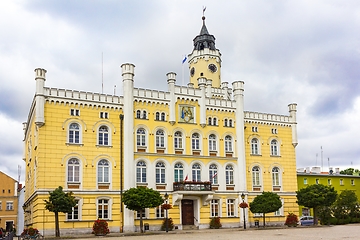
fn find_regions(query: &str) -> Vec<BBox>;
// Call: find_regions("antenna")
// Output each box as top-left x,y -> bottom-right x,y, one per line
114,85 -> 116,95
316,153 -> 318,166
328,157 -> 330,168
321,146 -> 323,172
102,52 -> 104,94
18,165 -> 21,183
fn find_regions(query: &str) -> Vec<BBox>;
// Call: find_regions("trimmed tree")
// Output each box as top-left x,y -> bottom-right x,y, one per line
249,192 -> 282,227
122,187 -> 164,233
296,184 -> 337,225
333,189 -> 358,220
44,186 -> 76,237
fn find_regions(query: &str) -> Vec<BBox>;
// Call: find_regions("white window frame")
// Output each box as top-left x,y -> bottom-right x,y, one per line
274,199 -> 284,216
272,167 -> 281,187
225,135 -> 233,152
270,139 -> 280,156
252,166 -> 261,187
70,109 -> 80,116
99,112 -> 109,119
174,163 -> 184,182
97,198 -> 111,220
136,161 -> 147,183
156,206 -> 165,218
251,138 -> 259,155
67,158 -> 81,183
98,125 -> 110,146
174,131 -> 183,149
6,202 -> 13,210
97,159 -> 110,184
67,199 -> 81,221
192,163 -> 201,182
208,134 -> 217,151
210,199 -> 220,217
155,162 -> 166,184
191,133 -> 200,151
209,164 -> 218,184
226,199 -> 236,217
68,122 -> 81,144
155,129 -> 165,148
225,165 -> 234,185
136,128 -> 146,147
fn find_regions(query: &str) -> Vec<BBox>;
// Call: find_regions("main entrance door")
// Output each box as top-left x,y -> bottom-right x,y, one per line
181,199 -> 194,225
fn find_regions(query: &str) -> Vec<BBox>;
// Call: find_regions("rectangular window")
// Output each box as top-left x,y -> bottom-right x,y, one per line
315,179 -> 319,184
100,112 -> 109,119
252,126 -> 258,132
67,200 -> 79,220
340,179 -> 343,185
210,199 -> 219,217
70,109 -> 80,116
156,168 -> 165,184
328,179 -> 331,185
274,199 -> 284,216
351,179 -> 355,185
303,178 -> 307,185
156,206 -> 165,218
98,199 -> 109,219
227,199 -> 235,217
6,202 -> 13,211
136,209 -> 146,219
0,201 -> 2,210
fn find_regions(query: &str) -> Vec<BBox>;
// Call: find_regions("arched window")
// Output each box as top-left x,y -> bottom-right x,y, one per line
229,119 -> 233,127
252,166 -> 261,186
161,112 -> 166,121
69,123 -> 80,143
142,110 -> 147,119
68,158 -> 80,182
155,129 -> 165,148
213,118 -> 217,126
209,134 -> 217,151
98,125 -> 109,145
98,159 -> 110,183
224,119 -> 228,127
136,128 -> 146,146
192,133 -> 200,150
192,163 -> 201,182
225,135 -> 232,152
136,110 -> 141,119
208,117 -> 212,125
251,138 -> 259,154
174,163 -> 184,182
155,112 -> 160,120
136,161 -> 147,183
209,164 -> 218,184
225,165 -> 234,184
174,131 -> 183,149
272,167 -> 281,186
271,139 -> 279,156
155,162 -> 165,184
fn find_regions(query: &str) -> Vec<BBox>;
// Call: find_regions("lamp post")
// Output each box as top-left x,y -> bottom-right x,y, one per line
241,193 -> 246,229
164,193 -> 169,233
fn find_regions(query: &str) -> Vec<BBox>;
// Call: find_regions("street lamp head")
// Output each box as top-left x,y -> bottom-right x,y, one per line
241,193 -> 245,200
164,192 -> 169,199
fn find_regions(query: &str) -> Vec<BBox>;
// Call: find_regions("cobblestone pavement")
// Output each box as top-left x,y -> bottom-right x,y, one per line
62,224 -> 360,240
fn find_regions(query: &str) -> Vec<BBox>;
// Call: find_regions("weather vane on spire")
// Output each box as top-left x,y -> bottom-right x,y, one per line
202,6 -> 206,16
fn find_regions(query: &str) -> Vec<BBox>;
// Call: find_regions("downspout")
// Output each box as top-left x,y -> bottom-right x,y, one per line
119,114 -> 124,232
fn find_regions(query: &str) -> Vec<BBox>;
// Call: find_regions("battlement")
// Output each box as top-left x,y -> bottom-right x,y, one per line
245,111 -> 291,124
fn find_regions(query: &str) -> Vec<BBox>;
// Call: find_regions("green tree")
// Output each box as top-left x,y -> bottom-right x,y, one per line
339,168 -> 360,175
296,184 -> 337,225
44,186 -> 76,237
333,190 -> 358,220
249,192 -> 282,227
122,187 -> 164,233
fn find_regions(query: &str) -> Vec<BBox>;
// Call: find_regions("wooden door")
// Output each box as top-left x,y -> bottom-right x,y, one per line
181,199 -> 194,225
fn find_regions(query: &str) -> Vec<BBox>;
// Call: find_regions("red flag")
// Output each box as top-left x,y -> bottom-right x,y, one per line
184,174 -> 188,181
212,172 -> 218,179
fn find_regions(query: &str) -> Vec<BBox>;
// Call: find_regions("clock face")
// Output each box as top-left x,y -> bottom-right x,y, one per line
208,64 -> 217,73
190,67 -> 195,77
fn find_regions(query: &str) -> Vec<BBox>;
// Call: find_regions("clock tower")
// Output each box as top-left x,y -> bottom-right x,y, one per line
188,15 -> 222,88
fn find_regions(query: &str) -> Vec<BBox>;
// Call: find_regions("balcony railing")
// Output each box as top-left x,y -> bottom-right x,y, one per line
173,181 -> 212,191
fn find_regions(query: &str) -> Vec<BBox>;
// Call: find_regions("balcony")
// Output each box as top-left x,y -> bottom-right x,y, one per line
173,181 -> 212,191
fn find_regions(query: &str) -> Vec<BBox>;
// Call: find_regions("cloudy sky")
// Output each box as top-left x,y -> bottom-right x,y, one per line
1,0 -> 359,182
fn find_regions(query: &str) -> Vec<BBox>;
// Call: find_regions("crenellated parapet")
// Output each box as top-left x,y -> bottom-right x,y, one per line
244,111 -> 292,126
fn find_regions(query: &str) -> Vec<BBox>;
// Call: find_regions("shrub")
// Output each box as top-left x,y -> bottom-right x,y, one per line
284,213 -> 298,227
209,217 -> 222,229
161,217 -> 174,231
92,219 -> 110,235
21,227 -> 39,237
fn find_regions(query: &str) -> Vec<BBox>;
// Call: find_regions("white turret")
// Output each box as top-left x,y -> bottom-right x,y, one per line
198,77 -> 207,128
167,72 -> 176,125
288,103 -> 298,147
232,81 -> 246,192
34,68 -> 47,127
121,63 -> 135,232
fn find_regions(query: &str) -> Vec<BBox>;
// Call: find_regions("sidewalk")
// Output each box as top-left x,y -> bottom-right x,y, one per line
42,224 -> 360,240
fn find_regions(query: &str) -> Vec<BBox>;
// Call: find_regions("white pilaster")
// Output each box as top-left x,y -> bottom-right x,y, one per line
121,63 -> 135,232
232,81 -> 246,192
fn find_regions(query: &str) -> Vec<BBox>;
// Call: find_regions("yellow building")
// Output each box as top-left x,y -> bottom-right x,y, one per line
0,171 -> 19,232
23,15 -> 299,235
